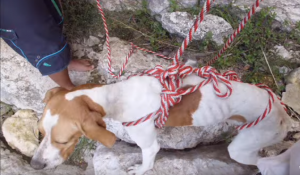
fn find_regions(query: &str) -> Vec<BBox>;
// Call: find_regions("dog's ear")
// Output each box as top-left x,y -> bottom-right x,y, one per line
78,96 -> 116,148
78,111 -> 116,148
43,87 -> 64,103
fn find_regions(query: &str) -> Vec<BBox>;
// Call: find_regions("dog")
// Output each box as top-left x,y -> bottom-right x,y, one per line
30,74 -> 290,175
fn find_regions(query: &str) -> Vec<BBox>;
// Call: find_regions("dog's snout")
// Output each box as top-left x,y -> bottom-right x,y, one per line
30,159 -> 46,170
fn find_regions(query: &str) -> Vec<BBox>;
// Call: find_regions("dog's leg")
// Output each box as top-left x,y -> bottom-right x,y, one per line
125,119 -> 160,175
228,119 -> 288,166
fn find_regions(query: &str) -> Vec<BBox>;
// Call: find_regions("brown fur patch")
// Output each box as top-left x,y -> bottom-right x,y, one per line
228,115 -> 247,123
165,87 -> 202,127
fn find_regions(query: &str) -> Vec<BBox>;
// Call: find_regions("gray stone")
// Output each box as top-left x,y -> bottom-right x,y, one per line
105,118 -> 236,149
177,0 -> 198,8
96,37 -> 172,83
148,0 -> 170,16
0,141 -> 92,175
0,39 -> 91,113
282,67 -> 300,115
93,141 -> 257,175
214,0 -> 233,6
278,66 -> 291,75
274,45 -> 293,60
234,0 -> 300,25
0,102 -> 12,116
282,84 -> 300,115
85,36 -> 101,47
2,110 -> 39,157
285,67 -> 300,85
99,0 -> 142,11
161,12 -> 233,46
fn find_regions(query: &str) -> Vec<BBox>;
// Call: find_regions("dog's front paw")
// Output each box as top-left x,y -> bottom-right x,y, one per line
128,164 -> 149,175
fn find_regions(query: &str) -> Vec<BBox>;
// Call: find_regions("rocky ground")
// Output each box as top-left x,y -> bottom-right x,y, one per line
1,0 -> 300,175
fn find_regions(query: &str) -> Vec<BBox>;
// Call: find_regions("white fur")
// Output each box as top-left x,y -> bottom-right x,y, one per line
31,110 -> 64,169
65,76 -> 162,122
257,139 -> 300,175
51,74 -> 289,175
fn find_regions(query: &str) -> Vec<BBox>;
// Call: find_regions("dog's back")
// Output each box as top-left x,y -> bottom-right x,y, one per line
181,74 -> 289,127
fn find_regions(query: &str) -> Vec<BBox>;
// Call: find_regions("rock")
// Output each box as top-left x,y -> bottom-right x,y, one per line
98,0 -> 142,11
282,67 -> 300,114
282,84 -> 300,114
148,0 -> 170,16
0,102 -> 12,116
274,45 -> 293,60
93,141 -> 257,175
234,0 -> 300,25
2,110 -> 39,157
213,0 -> 233,6
293,132 -> 300,140
177,0 -> 198,8
285,67 -> 300,85
0,141 -> 92,175
105,118 -> 236,149
184,58 -> 199,68
161,12 -> 233,46
97,37 -> 172,82
278,66 -> 291,75
0,39 -> 91,113
85,36 -> 101,47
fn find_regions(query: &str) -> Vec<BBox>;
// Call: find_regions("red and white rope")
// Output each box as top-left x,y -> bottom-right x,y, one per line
96,0 -> 287,130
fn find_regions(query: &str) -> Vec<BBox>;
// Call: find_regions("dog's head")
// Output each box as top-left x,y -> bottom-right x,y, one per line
30,86 -> 116,170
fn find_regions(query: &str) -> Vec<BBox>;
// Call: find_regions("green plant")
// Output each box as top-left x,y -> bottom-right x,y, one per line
289,21 -> 300,44
67,137 -> 96,166
210,4 -> 241,28
61,0 -> 103,40
170,0 -> 179,12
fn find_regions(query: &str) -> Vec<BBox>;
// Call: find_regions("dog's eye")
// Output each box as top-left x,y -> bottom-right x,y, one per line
55,141 -> 68,145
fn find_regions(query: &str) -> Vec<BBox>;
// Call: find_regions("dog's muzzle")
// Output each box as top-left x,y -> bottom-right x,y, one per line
30,158 -> 46,170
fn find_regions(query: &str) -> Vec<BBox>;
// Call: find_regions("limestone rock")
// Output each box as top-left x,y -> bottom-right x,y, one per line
274,45 -> 293,60
98,0 -> 142,11
161,12 -> 233,46
0,39 -> 91,113
97,37 -> 172,83
285,67 -> 300,85
282,68 -> 300,114
234,0 -> 300,25
105,118 -> 236,149
278,66 -> 291,75
93,141 -> 257,175
0,141 -> 92,175
282,84 -> 300,114
85,36 -> 101,47
0,102 -> 12,116
2,110 -> 39,157
148,0 -> 170,16
177,0 -> 198,8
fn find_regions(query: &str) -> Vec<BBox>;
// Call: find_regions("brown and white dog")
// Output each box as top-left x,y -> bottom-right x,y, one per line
30,74 -> 290,175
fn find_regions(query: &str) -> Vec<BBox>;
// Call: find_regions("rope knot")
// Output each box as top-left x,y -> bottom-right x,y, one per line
198,66 -> 219,78
194,66 -> 233,98
223,70 -> 241,82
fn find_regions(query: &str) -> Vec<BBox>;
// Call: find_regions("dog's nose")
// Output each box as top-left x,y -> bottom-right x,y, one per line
30,159 -> 46,170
